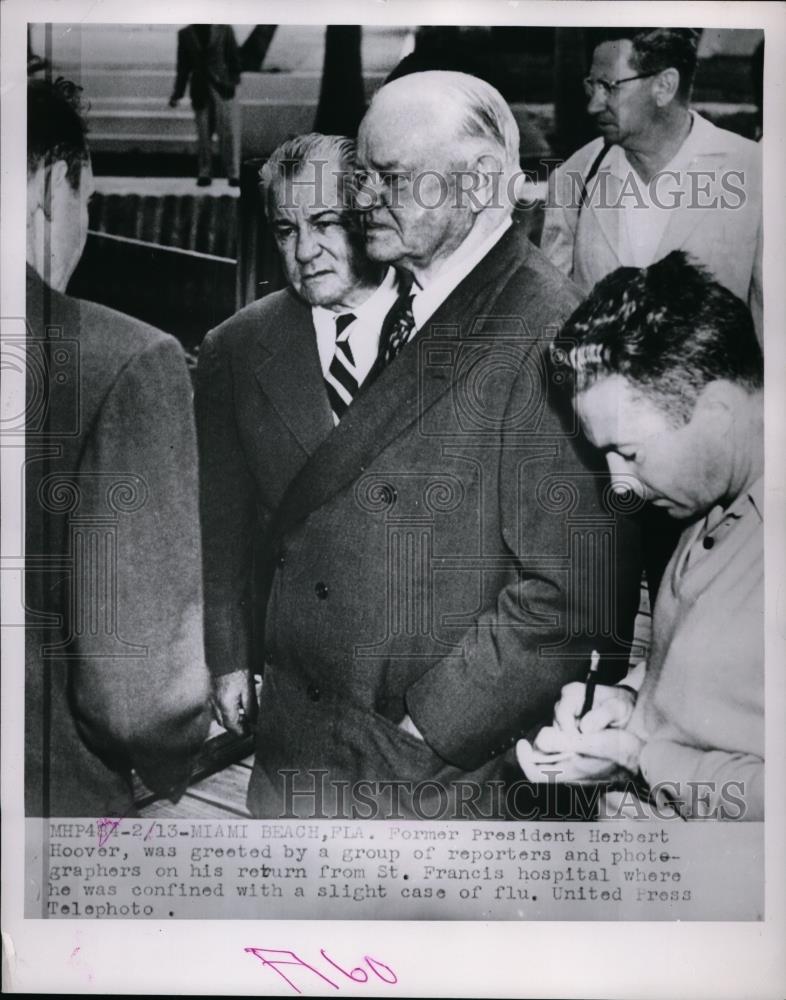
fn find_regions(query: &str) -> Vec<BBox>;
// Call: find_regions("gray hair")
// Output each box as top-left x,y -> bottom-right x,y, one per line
258,132 -> 356,216
447,72 -> 520,175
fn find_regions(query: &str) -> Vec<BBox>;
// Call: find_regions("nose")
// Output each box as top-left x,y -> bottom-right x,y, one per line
606,454 -> 643,497
356,173 -> 384,212
295,225 -> 320,264
587,86 -> 608,116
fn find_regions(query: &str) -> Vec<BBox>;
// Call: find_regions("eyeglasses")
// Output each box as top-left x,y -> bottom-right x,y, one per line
582,72 -> 658,99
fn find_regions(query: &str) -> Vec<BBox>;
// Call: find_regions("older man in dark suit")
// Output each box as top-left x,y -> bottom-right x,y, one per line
198,74 -> 640,820
25,79 -> 210,817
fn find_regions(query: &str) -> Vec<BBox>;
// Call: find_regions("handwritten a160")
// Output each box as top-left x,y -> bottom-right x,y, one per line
246,947 -> 397,995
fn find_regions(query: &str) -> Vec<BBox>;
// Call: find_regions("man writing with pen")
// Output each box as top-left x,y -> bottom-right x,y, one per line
517,251 -> 764,822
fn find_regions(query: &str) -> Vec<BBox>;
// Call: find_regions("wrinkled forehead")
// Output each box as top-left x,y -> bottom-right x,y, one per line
358,94 -> 458,169
590,39 -> 636,79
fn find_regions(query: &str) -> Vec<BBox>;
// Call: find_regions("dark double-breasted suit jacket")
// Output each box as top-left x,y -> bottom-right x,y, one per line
25,267 -> 211,817
195,224 -> 641,819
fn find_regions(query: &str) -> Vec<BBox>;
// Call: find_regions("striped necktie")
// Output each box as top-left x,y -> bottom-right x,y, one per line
378,274 -> 416,366
324,312 -> 358,422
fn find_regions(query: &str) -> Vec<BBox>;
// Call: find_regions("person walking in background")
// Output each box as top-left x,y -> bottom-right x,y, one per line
169,24 -> 242,187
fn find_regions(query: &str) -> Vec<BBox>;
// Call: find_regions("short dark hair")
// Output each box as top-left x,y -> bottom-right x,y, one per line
591,28 -> 700,102
629,28 -> 700,102
27,77 -> 90,189
557,251 -> 763,425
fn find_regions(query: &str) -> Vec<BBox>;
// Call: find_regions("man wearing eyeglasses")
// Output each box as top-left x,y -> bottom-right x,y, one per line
541,28 -> 762,343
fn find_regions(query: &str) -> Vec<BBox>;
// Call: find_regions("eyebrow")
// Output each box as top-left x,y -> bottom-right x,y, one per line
274,209 -> 343,225
363,157 -> 409,173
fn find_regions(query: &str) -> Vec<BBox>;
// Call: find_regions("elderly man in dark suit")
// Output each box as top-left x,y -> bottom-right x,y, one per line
169,24 -> 241,186
197,74 -> 640,820
25,79 -> 210,817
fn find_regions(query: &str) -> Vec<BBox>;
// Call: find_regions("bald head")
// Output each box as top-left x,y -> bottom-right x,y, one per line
356,71 -> 519,280
360,71 -> 519,176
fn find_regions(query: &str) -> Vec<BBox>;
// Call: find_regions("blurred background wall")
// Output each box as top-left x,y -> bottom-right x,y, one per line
29,23 -> 764,358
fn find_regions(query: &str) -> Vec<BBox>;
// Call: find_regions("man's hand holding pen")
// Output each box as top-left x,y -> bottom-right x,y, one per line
516,666 -> 642,783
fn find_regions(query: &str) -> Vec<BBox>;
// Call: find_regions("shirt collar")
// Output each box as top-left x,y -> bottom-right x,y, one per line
724,475 -> 764,523
311,267 -> 397,330
606,111 -> 731,181
705,475 -> 764,535
410,214 -> 513,330
742,476 -> 764,522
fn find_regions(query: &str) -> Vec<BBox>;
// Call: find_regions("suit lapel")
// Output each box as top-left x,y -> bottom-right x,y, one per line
272,226 -> 525,536
253,293 -> 334,457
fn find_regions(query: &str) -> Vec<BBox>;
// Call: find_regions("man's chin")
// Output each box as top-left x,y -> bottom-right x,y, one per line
297,275 -> 339,306
652,499 -> 692,520
364,230 -> 402,262
594,122 -> 619,140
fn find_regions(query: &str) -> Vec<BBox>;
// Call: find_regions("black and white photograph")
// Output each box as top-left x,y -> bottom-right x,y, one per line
2,1 -> 785,995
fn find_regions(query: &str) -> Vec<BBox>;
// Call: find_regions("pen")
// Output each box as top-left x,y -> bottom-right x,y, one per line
579,649 -> 600,719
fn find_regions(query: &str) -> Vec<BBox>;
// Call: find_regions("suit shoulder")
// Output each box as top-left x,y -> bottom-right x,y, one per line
693,113 -> 760,159
71,295 -> 181,360
493,234 -> 583,335
718,128 -> 761,168
34,290 -> 183,373
34,293 -> 189,430
207,288 -> 308,350
511,236 -> 583,309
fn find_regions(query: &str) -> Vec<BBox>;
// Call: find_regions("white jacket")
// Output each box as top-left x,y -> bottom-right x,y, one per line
541,113 -> 763,341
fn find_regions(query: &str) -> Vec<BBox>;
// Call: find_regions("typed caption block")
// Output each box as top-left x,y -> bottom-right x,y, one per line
28,819 -> 762,920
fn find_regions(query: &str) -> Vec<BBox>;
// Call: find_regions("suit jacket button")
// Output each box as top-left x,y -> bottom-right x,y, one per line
315,582 -> 329,599
277,551 -> 286,567
307,684 -> 321,701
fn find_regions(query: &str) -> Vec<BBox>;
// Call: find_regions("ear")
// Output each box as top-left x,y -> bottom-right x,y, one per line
693,379 -> 737,422
32,160 -> 70,221
27,163 -> 49,217
652,68 -> 680,108
468,152 -> 505,215
49,158 -> 70,190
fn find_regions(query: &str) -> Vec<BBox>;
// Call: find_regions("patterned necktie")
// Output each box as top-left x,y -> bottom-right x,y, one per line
378,274 -> 416,367
324,312 -> 358,422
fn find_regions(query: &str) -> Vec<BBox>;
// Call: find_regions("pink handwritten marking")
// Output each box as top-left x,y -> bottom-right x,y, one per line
245,949 -> 338,994
320,949 -> 368,984
96,818 -> 120,847
363,956 -> 397,985
245,948 -> 397,994
144,822 -> 157,841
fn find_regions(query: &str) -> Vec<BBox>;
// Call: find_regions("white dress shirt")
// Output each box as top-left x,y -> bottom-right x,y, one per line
411,214 -> 513,331
311,268 -> 398,387
619,112 -> 701,268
